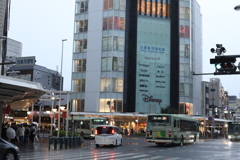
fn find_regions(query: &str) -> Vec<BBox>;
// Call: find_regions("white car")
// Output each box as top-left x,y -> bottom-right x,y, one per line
95,125 -> 123,147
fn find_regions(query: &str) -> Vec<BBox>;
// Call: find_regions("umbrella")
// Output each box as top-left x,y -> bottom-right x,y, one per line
51,124 -> 56,127
6,127 -> 16,139
32,122 -> 38,125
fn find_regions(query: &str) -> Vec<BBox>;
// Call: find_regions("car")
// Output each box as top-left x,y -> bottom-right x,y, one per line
94,125 -> 123,147
0,138 -> 20,160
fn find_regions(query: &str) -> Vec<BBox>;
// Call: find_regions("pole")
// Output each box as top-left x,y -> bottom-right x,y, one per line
58,39 -> 67,137
31,103 -> 34,123
65,92 -> 69,137
38,103 -> 42,127
50,100 -> 54,136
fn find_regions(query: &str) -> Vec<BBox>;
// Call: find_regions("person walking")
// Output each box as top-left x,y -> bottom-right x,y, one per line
24,125 -> 30,144
18,124 -> 25,146
30,124 -> 36,143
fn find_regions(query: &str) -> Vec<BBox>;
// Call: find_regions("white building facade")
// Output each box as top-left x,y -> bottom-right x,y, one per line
71,0 -> 202,116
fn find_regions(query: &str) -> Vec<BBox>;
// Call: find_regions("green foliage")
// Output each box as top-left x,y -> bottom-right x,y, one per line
52,130 -> 80,137
161,105 -> 178,114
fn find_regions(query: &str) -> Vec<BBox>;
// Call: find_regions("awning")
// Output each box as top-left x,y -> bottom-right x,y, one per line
0,75 -> 46,108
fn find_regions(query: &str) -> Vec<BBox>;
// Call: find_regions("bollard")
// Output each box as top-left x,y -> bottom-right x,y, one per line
59,137 -> 63,149
49,137 -> 53,150
69,137 -> 72,148
54,137 -> 58,150
64,137 -> 68,149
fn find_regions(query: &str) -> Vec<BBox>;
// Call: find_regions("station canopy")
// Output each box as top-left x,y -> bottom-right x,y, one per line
0,75 -> 46,109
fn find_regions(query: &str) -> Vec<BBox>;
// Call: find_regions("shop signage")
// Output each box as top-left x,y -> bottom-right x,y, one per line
13,111 -> 27,117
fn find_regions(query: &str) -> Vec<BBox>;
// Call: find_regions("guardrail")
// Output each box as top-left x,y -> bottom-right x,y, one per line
48,137 -> 83,150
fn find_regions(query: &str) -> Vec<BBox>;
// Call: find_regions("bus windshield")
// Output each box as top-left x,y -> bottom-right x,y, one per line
228,124 -> 240,133
147,115 -> 171,125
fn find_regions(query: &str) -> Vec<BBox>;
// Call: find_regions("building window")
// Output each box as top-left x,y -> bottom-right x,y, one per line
75,20 -> 88,33
100,78 -> 123,92
73,79 -> 85,92
180,7 -> 190,20
74,39 -> 87,52
180,44 -> 190,57
73,99 -> 84,112
73,59 -> 86,72
103,17 -> 125,30
104,0 -> 113,10
180,25 -> 190,38
180,83 -> 192,97
101,57 -> 124,71
75,0 -> 88,14
102,36 -> 124,51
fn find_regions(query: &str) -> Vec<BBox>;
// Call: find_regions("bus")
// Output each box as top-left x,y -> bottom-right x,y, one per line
145,114 -> 199,146
227,121 -> 240,141
71,117 -> 107,138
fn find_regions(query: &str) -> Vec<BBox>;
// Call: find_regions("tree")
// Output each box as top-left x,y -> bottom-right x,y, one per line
161,105 -> 178,114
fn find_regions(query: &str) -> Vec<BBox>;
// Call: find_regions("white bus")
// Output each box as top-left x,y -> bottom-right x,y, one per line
227,121 -> 240,141
72,117 -> 107,138
146,114 -> 199,146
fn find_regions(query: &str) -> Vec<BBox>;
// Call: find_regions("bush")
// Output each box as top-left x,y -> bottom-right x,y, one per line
52,130 -> 80,138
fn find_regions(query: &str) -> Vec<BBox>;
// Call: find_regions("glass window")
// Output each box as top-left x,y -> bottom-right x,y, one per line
157,3 -> 162,16
119,0 -> 126,10
100,78 -> 123,92
185,7 -> 190,20
104,0 -> 113,10
146,2 -> 151,15
73,59 -> 86,72
102,36 -> 124,51
141,0 -> 145,14
73,79 -> 85,92
101,57 -> 124,71
75,20 -> 88,33
180,7 -> 185,19
76,0 -> 88,14
74,39 -> 87,52
162,4 -> 167,17
73,99 -> 84,112
152,2 -> 156,16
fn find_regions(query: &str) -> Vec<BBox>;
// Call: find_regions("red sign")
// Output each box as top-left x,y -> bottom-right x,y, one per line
3,105 -> 11,114
54,113 -> 58,119
62,111 -> 66,118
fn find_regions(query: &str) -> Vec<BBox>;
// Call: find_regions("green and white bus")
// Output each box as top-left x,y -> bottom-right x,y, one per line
227,121 -> 240,141
146,114 -> 199,146
71,117 -> 107,138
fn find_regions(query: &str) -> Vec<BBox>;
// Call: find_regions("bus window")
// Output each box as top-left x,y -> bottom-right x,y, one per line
174,119 -> 180,128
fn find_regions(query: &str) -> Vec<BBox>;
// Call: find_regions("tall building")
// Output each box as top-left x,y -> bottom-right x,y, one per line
71,0 -> 202,116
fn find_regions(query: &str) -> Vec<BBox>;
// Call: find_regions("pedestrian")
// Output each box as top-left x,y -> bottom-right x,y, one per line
18,124 -> 25,145
30,124 -> 36,143
25,125 -> 30,144
124,128 -> 128,136
6,125 -> 16,144
2,122 -> 9,141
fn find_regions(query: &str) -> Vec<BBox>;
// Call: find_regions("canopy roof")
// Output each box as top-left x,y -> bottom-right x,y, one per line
0,75 -> 46,108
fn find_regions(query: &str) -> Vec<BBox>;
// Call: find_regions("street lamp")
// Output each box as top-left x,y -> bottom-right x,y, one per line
234,5 -> 240,11
57,39 -> 67,137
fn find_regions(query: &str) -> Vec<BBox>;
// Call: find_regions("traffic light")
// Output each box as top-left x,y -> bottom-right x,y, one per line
210,56 -> 237,74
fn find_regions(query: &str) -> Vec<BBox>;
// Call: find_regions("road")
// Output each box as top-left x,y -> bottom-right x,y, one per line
20,136 -> 240,160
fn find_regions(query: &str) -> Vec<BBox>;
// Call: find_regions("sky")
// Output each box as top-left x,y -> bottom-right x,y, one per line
7,0 -> 240,97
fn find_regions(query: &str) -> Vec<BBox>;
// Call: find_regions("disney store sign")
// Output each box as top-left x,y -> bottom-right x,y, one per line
142,94 -> 162,105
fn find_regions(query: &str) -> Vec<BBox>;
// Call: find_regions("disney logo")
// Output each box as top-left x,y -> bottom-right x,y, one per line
142,94 -> 162,105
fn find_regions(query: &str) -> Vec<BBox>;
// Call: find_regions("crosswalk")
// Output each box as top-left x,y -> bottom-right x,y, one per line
20,149 -> 196,160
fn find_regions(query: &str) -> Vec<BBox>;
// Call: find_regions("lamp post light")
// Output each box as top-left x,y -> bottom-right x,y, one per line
234,5 -> 240,11
57,39 -> 67,137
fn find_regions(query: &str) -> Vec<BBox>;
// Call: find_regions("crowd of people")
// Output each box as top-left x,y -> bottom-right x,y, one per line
1,122 -> 40,146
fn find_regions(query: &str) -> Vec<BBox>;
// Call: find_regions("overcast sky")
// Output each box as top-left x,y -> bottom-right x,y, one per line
8,0 -> 240,97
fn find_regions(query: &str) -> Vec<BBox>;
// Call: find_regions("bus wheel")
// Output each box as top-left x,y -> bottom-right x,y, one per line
96,144 -> 99,148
